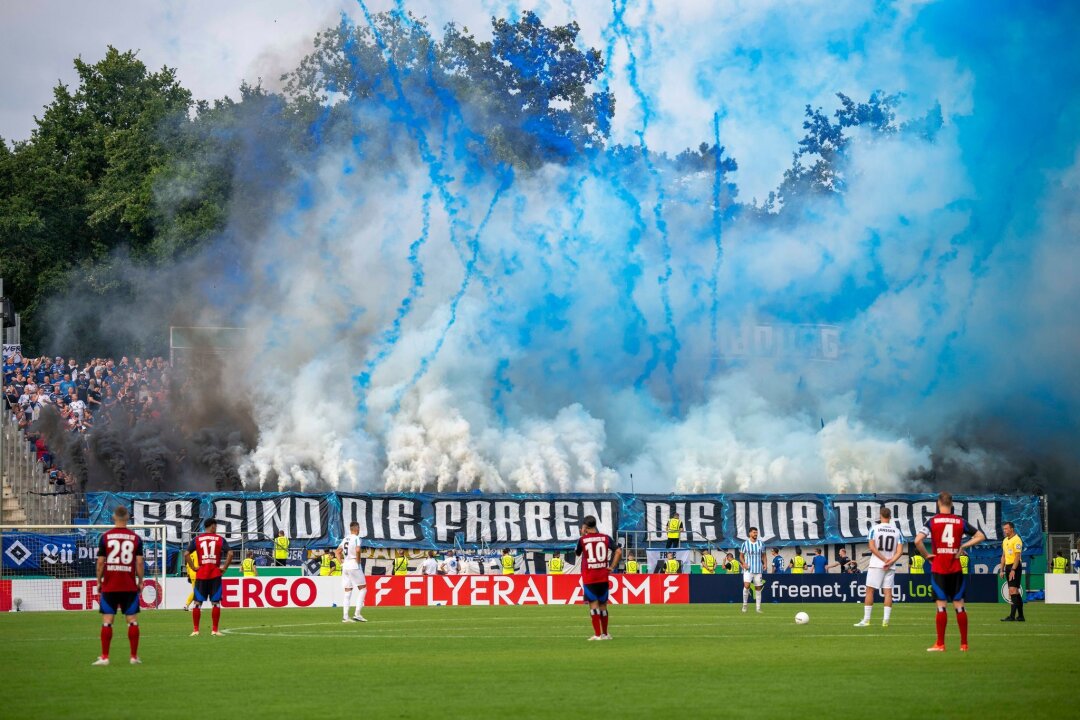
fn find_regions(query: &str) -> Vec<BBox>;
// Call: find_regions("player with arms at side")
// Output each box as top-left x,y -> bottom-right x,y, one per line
574,515 -> 622,641
93,505 -> 145,666
855,507 -> 904,627
1000,521 -> 1025,622
914,492 -> 986,652
186,518 -> 233,637
740,527 -> 767,613
336,521 -> 367,623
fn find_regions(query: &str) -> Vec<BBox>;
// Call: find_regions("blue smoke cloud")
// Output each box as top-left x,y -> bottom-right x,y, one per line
206,0 -> 1080,501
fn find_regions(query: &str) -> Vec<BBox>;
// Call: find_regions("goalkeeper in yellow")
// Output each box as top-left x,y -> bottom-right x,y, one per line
183,550 -> 199,611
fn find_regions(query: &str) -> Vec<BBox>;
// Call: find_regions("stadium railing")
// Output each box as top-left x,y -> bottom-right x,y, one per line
1,410 -> 79,526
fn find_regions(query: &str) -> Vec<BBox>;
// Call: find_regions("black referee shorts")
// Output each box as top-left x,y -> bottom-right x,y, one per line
1006,567 -> 1023,588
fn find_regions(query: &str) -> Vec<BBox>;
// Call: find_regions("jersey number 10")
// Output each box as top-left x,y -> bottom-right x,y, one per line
583,541 -> 609,565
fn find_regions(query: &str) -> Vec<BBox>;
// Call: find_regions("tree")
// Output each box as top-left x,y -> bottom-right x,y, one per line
773,91 -> 935,212
0,49 -> 195,350
282,11 -> 614,170
441,11 -> 613,168
0,49 -> 265,353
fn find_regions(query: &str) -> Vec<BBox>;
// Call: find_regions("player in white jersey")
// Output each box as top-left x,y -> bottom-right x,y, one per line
739,527 -> 767,613
855,507 -> 905,627
336,522 -> 367,623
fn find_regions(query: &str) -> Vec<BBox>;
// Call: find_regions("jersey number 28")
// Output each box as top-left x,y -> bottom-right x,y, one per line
106,538 -> 135,565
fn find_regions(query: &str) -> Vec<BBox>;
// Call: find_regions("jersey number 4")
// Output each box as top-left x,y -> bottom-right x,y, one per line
940,524 -> 954,546
106,538 -> 135,565
583,541 -> 609,565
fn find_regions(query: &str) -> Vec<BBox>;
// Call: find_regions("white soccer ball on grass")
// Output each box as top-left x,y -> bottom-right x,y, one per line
794,611 -> 809,625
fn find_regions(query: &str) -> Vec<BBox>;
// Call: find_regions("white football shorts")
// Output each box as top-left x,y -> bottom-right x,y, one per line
743,571 -> 764,586
342,567 -> 366,588
866,567 -> 895,590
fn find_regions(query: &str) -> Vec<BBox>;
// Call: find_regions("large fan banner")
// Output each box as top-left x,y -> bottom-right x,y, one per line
84,492 -> 1043,556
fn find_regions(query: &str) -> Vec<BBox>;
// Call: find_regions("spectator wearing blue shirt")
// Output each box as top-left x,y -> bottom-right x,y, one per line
809,549 -> 828,574
770,548 -> 786,574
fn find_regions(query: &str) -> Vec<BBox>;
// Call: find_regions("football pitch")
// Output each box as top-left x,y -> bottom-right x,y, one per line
2,603 -> 1077,719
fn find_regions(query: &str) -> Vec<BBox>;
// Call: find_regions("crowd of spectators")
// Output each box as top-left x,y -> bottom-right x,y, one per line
2,350 -> 171,492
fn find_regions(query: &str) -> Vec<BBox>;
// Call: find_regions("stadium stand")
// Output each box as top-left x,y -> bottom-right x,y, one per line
2,352 -> 170,509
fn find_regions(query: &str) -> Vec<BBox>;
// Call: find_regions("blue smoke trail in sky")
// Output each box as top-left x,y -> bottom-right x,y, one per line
606,0 -> 680,413
390,172 -> 512,415
351,1 -> 510,419
708,111 -> 724,377
354,189 -> 431,414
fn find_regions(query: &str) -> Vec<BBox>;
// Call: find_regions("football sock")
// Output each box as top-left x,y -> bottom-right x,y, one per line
590,609 -> 602,636
599,610 -> 609,634
100,623 -> 113,659
956,607 -> 968,644
192,606 -> 201,631
343,589 -> 353,618
756,587 -> 762,609
1008,595 -> 1016,619
883,607 -> 892,622
356,587 -> 367,614
935,607 -> 948,645
863,605 -> 873,621
185,592 -> 194,607
1014,594 -> 1024,619
742,588 -> 749,605
211,606 -> 221,633
128,622 -> 140,657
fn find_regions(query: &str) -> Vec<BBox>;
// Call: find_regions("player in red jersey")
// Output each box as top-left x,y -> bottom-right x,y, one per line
574,515 -> 622,641
93,505 -> 145,666
914,492 -> 986,652
186,518 -> 233,636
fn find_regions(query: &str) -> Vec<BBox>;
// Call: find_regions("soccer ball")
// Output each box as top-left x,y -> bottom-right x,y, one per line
795,612 -> 810,625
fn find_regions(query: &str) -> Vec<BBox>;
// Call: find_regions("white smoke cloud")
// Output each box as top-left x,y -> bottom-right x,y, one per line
218,106 -> 962,494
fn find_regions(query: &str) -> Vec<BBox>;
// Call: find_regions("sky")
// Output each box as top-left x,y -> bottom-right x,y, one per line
2,0 -> 970,202
1,1 -> 350,141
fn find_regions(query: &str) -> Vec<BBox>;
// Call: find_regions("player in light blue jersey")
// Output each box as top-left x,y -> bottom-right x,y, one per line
739,527 -> 767,613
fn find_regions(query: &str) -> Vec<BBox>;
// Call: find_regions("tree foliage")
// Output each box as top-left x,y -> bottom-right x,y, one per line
282,11 -> 613,169
758,91 -> 943,215
0,48 -> 225,350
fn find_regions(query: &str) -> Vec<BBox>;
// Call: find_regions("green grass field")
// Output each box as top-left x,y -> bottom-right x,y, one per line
2,603 -> 1077,719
